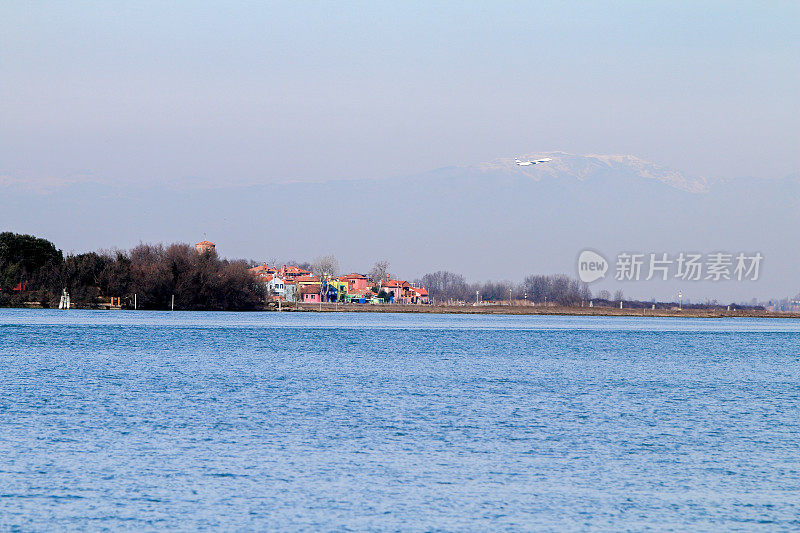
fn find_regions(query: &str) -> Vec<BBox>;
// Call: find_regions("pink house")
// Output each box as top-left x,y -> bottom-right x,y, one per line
339,273 -> 370,293
300,285 -> 321,303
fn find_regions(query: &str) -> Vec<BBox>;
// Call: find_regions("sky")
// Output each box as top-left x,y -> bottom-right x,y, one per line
2,1 -> 799,187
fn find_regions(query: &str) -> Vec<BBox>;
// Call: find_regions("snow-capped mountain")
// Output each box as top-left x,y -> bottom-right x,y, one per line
1,153 -> 797,300
471,152 -> 710,193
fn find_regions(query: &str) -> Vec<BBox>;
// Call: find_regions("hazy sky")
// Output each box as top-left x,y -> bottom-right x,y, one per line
2,1 -> 799,186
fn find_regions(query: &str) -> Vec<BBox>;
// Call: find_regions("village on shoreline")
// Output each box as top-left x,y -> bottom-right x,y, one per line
2,233 -> 798,317
235,241 -> 800,318
245,263 -> 800,319
246,262 -> 429,305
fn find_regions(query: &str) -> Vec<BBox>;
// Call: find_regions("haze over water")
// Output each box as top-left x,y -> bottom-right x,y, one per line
2,310 -> 799,530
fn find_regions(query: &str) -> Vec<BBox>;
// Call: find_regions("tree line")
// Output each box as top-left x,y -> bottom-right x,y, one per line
416,270 -> 592,305
1,231 -> 605,310
0,232 -> 265,310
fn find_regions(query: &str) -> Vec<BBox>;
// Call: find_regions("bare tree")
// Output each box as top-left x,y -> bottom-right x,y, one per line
368,260 -> 391,283
523,275 -> 551,303
579,282 -> 592,302
597,289 -> 611,300
475,280 -> 519,301
312,254 -> 339,277
417,271 -> 470,302
613,289 -> 624,301
522,273 -> 587,305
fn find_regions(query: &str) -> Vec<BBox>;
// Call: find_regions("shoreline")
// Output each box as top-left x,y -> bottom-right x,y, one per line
5,303 -> 798,319
288,302 -> 798,319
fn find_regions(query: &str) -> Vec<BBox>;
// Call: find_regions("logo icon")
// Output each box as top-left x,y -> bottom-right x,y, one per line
577,250 -> 608,283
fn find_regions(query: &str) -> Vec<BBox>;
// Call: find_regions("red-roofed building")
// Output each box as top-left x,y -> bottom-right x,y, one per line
379,280 -> 430,304
412,286 -> 430,304
300,284 -> 322,303
280,265 -> 313,280
248,264 -> 279,280
380,279 -> 413,303
248,264 -> 291,301
249,264 -> 279,276
339,273 -> 370,293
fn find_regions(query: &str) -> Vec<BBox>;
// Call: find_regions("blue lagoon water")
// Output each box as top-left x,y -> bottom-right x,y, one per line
1,309 -> 799,530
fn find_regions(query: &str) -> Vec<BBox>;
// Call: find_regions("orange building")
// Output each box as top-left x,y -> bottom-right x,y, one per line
248,264 -> 279,279
280,265 -> 313,280
380,279 -> 430,304
380,279 -> 413,303
195,240 -> 216,254
412,286 -> 430,304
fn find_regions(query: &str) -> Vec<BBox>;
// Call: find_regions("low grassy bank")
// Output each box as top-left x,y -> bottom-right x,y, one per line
289,302 -> 799,319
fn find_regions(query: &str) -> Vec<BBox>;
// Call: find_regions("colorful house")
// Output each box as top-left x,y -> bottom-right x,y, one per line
282,280 -> 298,302
324,278 -> 349,302
380,279 -> 414,303
249,261 -> 428,305
300,284 -> 322,303
294,274 -> 348,302
339,273 -> 371,293
379,280 -> 430,304
346,288 -> 375,303
412,286 -> 430,304
294,274 -> 321,286
267,275 -> 285,298
248,266 -> 280,299
248,265 -> 296,302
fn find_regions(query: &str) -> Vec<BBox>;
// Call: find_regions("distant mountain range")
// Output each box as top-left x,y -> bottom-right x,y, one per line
2,153 -> 798,301
477,152 -> 711,193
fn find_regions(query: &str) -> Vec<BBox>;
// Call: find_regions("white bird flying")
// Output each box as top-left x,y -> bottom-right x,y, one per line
515,157 -> 552,166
